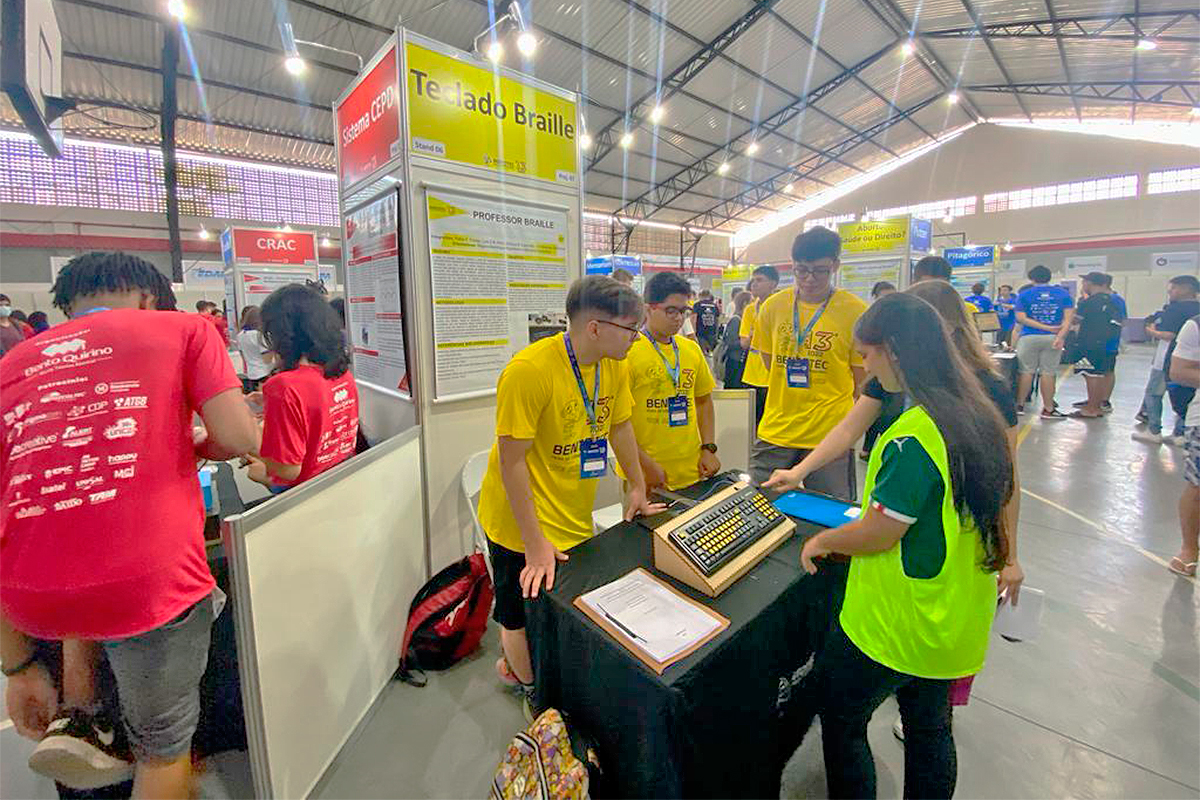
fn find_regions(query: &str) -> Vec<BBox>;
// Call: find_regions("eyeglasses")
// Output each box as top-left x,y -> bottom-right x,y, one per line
653,305 -> 689,318
595,319 -> 640,339
794,267 -> 833,279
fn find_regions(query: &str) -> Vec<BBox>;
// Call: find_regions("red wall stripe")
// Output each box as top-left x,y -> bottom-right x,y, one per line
0,231 -> 342,260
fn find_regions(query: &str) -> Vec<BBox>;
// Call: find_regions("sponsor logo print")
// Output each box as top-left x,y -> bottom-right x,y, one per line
54,497 -> 84,511
42,390 -> 86,404
12,434 -> 57,458
114,396 -> 148,409
61,425 -> 94,448
24,345 -> 115,378
41,482 -> 67,495
333,388 -> 349,403
89,489 -> 118,505
41,339 -> 86,357
75,476 -> 104,491
113,466 -> 135,479
15,505 -> 47,519
11,473 -> 33,485
103,418 -> 138,440
44,466 -> 74,478
107,453 -> 137,465
80,454 -> 100,472
3,403 -> 31,425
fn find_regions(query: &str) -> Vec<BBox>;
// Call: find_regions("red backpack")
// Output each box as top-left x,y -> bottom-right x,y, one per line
398,553 -> 493,685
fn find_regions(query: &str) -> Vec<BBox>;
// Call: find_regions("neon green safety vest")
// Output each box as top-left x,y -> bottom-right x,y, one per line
840,405 -> 997,680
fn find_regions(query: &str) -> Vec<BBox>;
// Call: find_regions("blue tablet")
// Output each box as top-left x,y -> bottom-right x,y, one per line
772,490 -> 862,528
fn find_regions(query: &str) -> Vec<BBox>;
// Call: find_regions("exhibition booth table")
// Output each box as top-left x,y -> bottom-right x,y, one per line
527,478 -> 849,799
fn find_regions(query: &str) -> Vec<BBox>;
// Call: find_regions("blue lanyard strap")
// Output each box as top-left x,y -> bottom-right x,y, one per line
75,306 -> 112,317
563,333 -> 600,430
642,329 -> 682,391
792,290 -> 834,353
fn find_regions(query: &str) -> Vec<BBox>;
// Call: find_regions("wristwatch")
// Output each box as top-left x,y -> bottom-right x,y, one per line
700,442 -> 718,453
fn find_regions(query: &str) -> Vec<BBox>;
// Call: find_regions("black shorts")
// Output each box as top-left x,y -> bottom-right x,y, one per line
486,538 -> 527,630
1073,345 -> 1116,376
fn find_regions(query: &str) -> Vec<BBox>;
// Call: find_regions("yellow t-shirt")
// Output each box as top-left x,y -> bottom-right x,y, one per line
618,333 -> 716,490
739,298 -> 769,387
752,288 -> 867,448
478,335 -> 634,553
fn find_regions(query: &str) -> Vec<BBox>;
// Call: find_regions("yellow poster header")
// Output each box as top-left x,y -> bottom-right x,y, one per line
405,41 -> 579,185
837,219 -> 909,254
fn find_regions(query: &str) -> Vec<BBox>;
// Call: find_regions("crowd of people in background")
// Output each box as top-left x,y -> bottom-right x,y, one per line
2,241 -> 1198,798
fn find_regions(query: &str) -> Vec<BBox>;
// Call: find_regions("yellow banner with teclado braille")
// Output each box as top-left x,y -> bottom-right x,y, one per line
404,40 -> 579,186
837,219 -> 910,254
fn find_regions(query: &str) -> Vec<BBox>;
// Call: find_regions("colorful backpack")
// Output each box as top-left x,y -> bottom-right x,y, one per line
397,553 -> 493,685
491,709 -> 599,800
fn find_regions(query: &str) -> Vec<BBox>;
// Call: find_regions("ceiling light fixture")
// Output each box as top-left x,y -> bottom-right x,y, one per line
1003,241 -> 1013,252
284,54 -> 306,75
197,224 -> 210,240
280,23 -> 363,78
900,40 -> 915,56
947,91 -> 960,104
579,132 -> 593,148
321,235 -> 332,247
649,105 -> 665,124
1135,38 -> 1158,51
1191,106 -> 1200,117
717,161 -> 730,175
746,141 -> 760,155
784,183 -> 794,193
517,31 -> 538,57
166,0 -> 187,20
619,131 -> 634,148
942,215 -> 953,224
486,40 -> 504,62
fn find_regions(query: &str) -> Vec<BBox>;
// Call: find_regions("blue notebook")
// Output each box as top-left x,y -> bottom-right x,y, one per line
772,490 -> 861,528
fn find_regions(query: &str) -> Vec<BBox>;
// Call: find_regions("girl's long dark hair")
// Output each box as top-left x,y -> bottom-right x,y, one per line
856,293 -> 1013,571
260,284 -> 350,379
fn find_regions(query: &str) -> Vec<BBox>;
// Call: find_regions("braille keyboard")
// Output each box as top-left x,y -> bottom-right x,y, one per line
668,485 -> 787,576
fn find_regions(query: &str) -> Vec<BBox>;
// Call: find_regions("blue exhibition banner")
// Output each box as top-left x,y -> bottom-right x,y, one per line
585,254 -> 642,275
944,245 -> 996,267
910,218 -> 932,252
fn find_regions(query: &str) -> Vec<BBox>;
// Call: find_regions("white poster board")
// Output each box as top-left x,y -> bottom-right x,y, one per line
425,187 -> 569,399
344,190 -> 411,396
1064,254 -> 1107,276
838,258 -> 903,303
182,260 -> 228,290
1151,251 -> 1199,274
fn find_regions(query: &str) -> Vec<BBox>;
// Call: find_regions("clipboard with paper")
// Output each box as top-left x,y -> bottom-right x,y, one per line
574,568 -> 730,674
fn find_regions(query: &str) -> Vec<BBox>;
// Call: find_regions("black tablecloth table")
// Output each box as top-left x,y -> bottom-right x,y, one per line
527,479 -> 849,799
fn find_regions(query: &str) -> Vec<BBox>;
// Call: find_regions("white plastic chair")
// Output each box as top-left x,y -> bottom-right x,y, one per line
460,450 -> 493,579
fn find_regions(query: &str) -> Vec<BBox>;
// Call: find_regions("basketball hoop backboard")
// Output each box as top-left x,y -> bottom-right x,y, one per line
2,0 -> 71,157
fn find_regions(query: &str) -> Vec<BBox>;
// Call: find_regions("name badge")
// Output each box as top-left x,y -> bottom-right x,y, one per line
667,395 -> 689,427
580,438 -> 608,479
786,357 -> 810,388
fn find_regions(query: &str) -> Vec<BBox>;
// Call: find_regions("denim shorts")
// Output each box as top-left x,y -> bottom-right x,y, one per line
101,589 -> 225,761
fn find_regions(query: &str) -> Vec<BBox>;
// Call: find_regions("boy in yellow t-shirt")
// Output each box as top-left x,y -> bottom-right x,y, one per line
738,265 -> 780,423
750,226 -> 866,500
621,272 -> 720,490
477,275 -> 661,716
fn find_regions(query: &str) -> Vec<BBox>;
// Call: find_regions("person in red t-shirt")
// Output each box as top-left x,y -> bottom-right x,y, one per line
196,300 -> 230,347
243,284 -> 359,490
1,253 -> 259,797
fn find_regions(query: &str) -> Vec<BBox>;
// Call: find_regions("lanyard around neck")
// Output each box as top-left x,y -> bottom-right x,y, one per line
792,290 -> 834,352
563,332 -> 600,430
643,329 -> 681,390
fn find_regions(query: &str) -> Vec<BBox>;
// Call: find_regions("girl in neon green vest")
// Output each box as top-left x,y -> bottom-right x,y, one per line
794,293 -> 1015,799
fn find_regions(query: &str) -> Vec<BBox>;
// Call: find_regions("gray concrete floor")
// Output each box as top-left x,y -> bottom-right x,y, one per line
3,344 -> 1197,798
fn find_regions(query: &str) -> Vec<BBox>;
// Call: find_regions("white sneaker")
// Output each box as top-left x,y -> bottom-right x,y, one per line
1163,434 -> 1184,447
1131,430 -> 1163,445
892,716 -> 904,742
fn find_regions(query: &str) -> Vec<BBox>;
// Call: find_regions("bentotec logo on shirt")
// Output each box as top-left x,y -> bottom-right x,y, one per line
774,322 -> 837,352
41,339 -> 86,357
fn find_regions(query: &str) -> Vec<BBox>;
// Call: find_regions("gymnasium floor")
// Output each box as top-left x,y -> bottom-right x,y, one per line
2,343 -> 1197,799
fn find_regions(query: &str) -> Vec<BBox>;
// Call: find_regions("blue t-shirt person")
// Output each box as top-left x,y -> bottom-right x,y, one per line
965,294 -> 993,312
1015,283 -> 1074,336
995,292 -> 1017,330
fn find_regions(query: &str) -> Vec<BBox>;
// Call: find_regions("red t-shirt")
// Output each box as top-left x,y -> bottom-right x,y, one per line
259,365 -> 359,487
1,309 -> 240,639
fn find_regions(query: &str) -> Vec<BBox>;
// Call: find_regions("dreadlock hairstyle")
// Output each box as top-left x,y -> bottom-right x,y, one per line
51,252 -> 171,314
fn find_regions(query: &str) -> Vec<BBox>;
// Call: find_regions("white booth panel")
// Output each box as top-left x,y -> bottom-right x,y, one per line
224,427 -> 426,798
357,380 -> 418,445
711,388 -> 754,473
